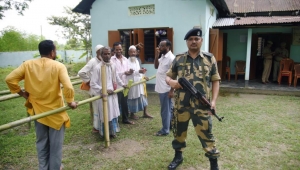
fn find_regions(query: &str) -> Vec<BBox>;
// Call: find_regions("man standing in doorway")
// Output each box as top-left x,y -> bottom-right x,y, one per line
154,39 -> 175,136
111,42 -> 135,125
261,41 -> 274,84
272,42 -> 289,83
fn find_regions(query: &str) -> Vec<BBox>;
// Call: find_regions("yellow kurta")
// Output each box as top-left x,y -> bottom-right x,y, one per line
5,58 -> 74,130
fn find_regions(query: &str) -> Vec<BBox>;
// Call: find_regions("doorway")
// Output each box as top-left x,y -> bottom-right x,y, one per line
108,27 -> 173,63
251,33 -> 292,80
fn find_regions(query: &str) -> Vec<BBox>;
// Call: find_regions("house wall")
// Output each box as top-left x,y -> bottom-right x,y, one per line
223,27 -> 300,74
90,0 -> 217,84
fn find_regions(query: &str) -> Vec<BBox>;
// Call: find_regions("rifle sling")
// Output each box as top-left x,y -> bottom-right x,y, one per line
200,57 -> 208,98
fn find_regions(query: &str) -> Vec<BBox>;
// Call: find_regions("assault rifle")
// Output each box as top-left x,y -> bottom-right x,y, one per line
178,77 -> 224,122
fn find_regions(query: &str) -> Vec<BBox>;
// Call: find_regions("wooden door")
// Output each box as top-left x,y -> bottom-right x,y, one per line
108,31 -> 120,49
209,29 -> 223,78
167,28 -> 174,52
137,29 -> 145,63
250,34 -> 258,79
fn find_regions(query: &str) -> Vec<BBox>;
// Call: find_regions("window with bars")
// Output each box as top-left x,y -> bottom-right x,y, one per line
257,37 -> 265,56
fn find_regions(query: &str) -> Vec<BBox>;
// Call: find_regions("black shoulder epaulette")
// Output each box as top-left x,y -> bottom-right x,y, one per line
202,51 -> 213,58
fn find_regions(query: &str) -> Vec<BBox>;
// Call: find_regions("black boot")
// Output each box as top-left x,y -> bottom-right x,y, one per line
168,150 -> 183,170
209,158 -> 219,170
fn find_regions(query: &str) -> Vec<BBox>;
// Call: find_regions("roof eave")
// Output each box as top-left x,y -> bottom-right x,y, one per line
72,0 -> 95,15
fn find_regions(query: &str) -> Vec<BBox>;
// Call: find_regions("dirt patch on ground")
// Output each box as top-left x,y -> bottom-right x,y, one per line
96,139 -> 145,161
63,138 -> 145,162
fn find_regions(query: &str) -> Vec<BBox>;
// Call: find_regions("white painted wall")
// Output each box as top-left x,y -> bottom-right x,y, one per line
89,0 -> 217,84
90,0 -> 215,55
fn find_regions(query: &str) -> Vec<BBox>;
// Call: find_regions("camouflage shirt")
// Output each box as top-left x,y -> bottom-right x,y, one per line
166,51 -> 220,110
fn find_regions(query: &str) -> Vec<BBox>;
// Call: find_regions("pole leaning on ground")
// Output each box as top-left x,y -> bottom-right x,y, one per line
101,65 -> 110,147
0,75 -> 156,132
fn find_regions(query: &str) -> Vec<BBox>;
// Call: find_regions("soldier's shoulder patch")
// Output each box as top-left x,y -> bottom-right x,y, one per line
202,51 -> 213,58
175,52 -> 186,60
175,52 -> 185,57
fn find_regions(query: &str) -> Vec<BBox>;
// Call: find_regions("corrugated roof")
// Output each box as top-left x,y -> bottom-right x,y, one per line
225,0 -> 300,13
213,18 -> 235,27
213,16 -> 300,27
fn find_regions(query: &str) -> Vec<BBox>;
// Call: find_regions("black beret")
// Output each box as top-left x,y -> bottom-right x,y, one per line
184,28 -> 202,40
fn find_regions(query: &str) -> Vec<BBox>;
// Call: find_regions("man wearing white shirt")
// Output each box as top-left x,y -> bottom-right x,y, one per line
78,44 -> 103,133
111,42 -> 135,125
127,45 -> 153,119
154,39 -> 175,136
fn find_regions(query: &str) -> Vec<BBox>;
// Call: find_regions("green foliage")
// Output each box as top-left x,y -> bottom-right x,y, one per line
79,51 -> 87,59
32,52 -> 40,58
0,26 -> 42,52
48,7 -> 92,59
66,62 -> 86,76
0,0 -> 32,19
64,38 -> 82,50
66,54 -> 74,64
0,67 -> 15,90
56,54 -> 63,63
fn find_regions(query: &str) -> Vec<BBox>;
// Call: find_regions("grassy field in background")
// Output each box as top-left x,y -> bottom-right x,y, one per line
0,64 -> 300,170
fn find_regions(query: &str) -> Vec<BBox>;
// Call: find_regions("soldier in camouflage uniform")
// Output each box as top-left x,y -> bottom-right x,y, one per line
165,28 -> 221,170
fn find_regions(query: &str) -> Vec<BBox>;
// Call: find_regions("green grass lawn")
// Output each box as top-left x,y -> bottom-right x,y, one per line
0,64 -> 300,170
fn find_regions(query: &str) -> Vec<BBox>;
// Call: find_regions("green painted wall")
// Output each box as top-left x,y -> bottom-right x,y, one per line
223,27 -> 300,74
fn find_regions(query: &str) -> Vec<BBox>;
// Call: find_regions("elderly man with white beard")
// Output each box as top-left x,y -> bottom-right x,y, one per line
90,46 -> 127,138
126,45 -> 153,119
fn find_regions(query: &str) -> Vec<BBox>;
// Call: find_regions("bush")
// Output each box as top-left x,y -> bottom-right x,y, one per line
66,62 -> 86,76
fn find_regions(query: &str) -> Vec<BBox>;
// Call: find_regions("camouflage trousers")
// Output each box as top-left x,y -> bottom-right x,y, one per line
172,108 -> 220,159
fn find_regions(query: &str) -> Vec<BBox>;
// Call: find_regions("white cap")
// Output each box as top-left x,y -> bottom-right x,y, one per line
95,44 -> 104,52
128,45 -> 136,50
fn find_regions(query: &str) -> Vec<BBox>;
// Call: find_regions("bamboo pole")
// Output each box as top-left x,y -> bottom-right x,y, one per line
101,65 -> 110,147
69,76 -> 80,80
0,89 -> 23,95
0,75 -> 156,132
0,76 -> 80,95
0,80 -> 82,102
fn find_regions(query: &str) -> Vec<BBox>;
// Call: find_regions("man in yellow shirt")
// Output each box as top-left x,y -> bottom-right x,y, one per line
5,40 -> 77,170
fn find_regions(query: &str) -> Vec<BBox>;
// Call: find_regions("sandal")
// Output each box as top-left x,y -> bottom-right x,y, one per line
122,120 -> 135,125
92,128 -> 99,133
154,131 -> 168,136
110,135 -> 117,139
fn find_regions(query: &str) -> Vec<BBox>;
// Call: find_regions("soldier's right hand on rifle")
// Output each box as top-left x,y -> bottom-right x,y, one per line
166,77 -> 182,90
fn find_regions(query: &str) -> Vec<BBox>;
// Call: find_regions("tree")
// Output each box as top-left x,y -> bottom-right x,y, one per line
0,0 -> 32,19
0,26 -> 42,52
48,7 -> 92,60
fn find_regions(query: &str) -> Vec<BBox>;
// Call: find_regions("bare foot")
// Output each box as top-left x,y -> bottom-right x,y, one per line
143,113 -> 153,118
